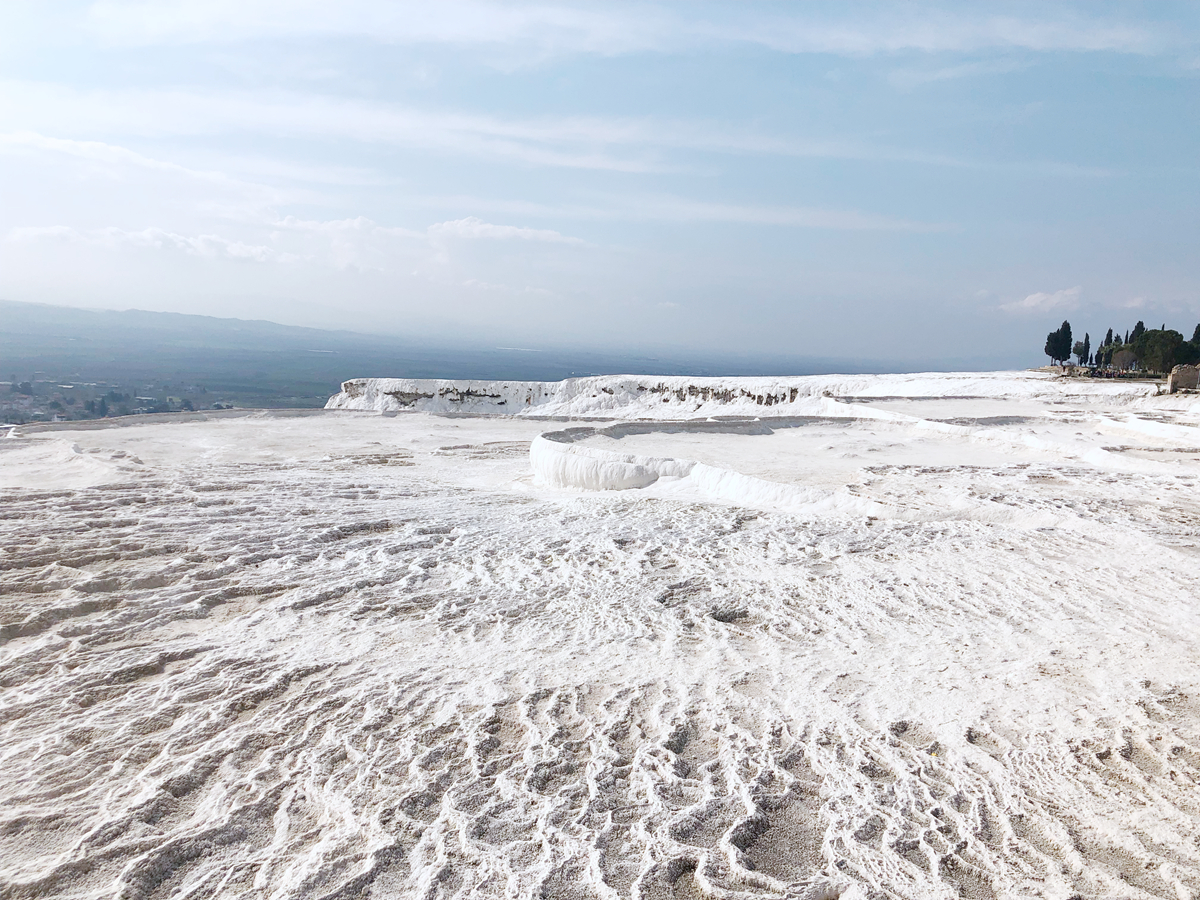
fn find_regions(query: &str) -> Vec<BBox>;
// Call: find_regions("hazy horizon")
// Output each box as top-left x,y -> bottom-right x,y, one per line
2,297 -> 1029,381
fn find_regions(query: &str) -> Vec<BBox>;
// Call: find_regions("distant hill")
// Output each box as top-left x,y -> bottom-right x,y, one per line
0,300 -> 987,409
0,301 -> 732,407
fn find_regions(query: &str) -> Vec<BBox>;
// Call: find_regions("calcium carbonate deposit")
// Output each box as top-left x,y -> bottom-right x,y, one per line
4,370 -> 1200,900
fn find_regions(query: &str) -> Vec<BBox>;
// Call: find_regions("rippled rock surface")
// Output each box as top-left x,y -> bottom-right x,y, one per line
4,378 -> 1200,899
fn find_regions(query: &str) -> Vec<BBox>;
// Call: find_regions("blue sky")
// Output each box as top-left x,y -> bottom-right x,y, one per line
1,2 -> 1198,366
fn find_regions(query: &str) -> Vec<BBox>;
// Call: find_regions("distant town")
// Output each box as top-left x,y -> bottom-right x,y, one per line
1,378 -> 235,426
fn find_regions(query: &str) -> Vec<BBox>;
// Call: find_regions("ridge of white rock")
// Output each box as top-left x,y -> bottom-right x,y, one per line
326,371 -> 1166,419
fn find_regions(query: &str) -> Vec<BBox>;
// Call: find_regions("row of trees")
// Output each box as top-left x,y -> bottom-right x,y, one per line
1045,320 -> 1200,373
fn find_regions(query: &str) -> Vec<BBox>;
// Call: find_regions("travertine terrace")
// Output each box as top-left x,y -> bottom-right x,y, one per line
4,371 -> 1200,899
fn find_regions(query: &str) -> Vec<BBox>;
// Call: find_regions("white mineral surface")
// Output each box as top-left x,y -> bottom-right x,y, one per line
3,371 -> 1200,900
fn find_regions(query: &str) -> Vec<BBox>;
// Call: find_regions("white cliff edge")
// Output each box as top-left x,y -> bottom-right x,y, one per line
325,371 -> 1166,419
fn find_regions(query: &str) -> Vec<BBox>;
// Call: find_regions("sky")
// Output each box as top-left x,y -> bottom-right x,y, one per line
0,1 -> 1198,367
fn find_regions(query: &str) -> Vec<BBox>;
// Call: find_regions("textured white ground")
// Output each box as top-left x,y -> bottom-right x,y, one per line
4,372 -> 1200,900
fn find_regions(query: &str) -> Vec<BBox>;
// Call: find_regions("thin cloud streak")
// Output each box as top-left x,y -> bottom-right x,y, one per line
887,58 -> 1031,90
76,2 -> 1175,58
617,196 -> 946,232
416,194 -> 946,232
428,217 -> 586,244
0,130 -> 273,193
724,13 -> 1161,57
0,83 -> 1113,177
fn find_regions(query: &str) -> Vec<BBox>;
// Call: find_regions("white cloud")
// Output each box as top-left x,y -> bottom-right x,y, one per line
271,215 -> 424,270
1000,285 -> 1082,314
427,217 -> 584,244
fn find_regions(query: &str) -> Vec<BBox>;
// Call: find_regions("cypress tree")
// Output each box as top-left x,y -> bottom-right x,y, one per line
1044,320 -> 1073,364
1044,329 -> 1058,363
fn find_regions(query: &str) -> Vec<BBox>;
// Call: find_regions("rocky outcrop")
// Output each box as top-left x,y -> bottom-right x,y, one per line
325,376 -> 838,417
325,372 -> 1164,419
1168,364 -> 1198,393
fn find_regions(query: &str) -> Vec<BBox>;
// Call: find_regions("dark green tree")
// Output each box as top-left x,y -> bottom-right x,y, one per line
1044,333 -> 1058,363
1132,329 -> 1185,374
1130,321 -> 1146,344
1045,320 -> 1073,364
1105,328 -> 1114,346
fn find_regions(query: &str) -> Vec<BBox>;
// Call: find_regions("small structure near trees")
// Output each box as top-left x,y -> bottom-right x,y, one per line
1168,365 -> 1199,393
